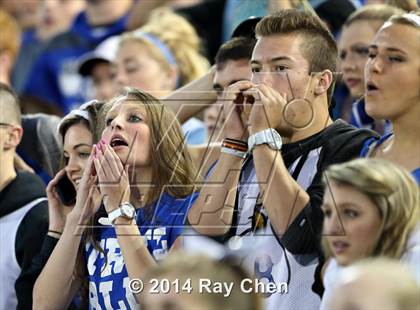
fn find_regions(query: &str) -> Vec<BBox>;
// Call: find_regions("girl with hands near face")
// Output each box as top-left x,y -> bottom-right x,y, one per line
92,139 -> 130,214
34,88 -> 199,309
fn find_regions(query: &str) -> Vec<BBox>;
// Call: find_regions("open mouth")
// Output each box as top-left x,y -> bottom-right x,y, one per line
366,82 -> 379,92
110,137 -> 129,148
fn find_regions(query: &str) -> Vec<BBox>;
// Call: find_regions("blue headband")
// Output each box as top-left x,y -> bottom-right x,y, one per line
132,31 -> 177,66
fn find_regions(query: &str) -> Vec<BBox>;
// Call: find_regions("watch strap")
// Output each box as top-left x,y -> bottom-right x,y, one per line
248,128 -> 282,152
108,207 -> 124,224
107,202 -> 136,224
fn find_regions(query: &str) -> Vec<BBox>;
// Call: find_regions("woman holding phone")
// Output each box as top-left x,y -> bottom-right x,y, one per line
45,100 -> 104,238
33,88 -> 199,309
22,100 -> 104,309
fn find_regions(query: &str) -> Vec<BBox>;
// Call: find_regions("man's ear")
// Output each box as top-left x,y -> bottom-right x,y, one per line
314,69 -> 333,97
4,126 -> 23,150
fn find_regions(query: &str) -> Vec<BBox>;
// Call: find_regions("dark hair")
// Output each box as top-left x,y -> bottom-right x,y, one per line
58,101 -> 105,170
60,101 -> 106,309
256,9 -> 338,104
0,82 -> 21,124
215,37 -> 256,70
62,102 -> 104,139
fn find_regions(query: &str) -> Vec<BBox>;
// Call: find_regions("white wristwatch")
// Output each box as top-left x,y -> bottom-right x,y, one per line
248,128 -> 282,152
108,202 -> 136,224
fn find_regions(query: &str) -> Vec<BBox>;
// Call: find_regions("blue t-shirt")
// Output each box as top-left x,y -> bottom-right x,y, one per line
350,98 -> 392,134
23,12 -> 128,114
85,192 -> 198,309
360,133 -> 420,185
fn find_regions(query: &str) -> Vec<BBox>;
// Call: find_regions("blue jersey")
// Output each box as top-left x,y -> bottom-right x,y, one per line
23,12 -> 128,114
350,98 -> 392,134
85,192 -> 198,309
360,133 -> 420,185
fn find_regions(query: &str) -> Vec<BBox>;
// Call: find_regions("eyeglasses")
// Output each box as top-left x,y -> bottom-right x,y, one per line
0,122 -> 13,127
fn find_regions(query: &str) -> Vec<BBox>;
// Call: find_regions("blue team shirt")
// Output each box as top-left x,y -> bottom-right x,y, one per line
85,192 -> 198,309
360,133 -> 420,185
23,11 -> 128,114
350,98 -> 392,134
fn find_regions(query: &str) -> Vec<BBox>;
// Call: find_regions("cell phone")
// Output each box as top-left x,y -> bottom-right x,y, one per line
55,173 -> 77,206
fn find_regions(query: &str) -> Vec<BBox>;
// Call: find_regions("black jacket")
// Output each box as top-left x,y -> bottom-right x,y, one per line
0,172 -> 49,310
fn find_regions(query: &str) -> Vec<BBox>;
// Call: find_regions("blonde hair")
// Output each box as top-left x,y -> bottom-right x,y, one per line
323,158 -> 419,260
332,258 -> 419,309
142,252 -> 262,310
103,87 -> 198,204
386,0 -> 419,12
344,4 -> 405,27
386,10 -> 420,28
120,8 -> 209,86
0,9 -> 21,61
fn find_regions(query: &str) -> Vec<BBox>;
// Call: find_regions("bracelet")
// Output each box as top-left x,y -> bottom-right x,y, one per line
222,138 -> 248,152
221,146 -> 247,159
48,230 -> 63,235
224,137 -> 248,147
224,137 -> 247,144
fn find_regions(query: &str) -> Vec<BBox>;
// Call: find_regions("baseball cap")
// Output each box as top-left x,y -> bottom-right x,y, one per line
78,35 -> 120,76
231,16 -> 262,39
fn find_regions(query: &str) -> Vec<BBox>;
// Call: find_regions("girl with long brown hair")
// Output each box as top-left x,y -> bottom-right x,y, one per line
33,88 -> 199,309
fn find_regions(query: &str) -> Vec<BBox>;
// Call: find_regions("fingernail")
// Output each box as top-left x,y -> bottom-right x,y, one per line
102,138 -> 107,144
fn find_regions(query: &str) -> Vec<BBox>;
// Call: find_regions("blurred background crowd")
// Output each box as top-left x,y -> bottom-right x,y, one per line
0,0 -> 419,309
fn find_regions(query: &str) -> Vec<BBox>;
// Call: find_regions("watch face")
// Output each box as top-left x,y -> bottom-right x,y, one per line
122,204 -> 134,218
